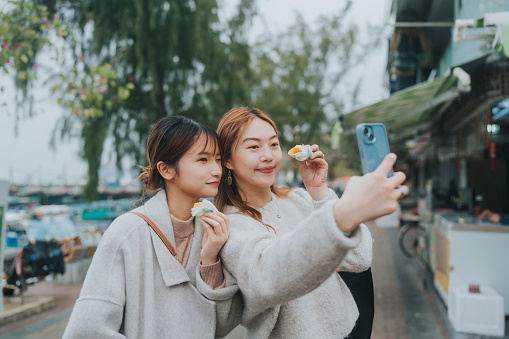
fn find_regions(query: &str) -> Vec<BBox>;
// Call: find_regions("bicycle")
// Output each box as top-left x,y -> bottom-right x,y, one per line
397,208 -> 429,261
398,220 -> 423,258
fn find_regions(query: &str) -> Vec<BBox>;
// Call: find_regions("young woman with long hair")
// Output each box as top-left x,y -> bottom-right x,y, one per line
64,116 -> 242,338
214,107 -> 408,338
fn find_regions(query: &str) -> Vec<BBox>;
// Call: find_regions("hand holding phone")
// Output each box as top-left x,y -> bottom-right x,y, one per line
356,123 -> 393,177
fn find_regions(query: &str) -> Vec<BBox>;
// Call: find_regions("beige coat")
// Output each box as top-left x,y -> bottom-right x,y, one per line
220,188 -> 373,338
63,190 -> 242,339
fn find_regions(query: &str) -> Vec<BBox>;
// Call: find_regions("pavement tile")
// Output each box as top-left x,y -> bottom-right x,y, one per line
369,222 -> 410,339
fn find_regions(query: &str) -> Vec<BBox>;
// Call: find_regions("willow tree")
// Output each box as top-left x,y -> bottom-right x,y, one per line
0,0 -> 69,118
250,1 -> 380,179
29,0 -> 255,200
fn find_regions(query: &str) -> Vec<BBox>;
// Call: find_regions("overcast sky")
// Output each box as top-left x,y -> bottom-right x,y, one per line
0,0 -> 391,185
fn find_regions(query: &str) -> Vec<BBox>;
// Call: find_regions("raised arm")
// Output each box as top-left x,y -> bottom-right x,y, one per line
220,200 -> 361,321
294,188 -> 373,272
221,154 -> 405,322
337,223 -> 373,272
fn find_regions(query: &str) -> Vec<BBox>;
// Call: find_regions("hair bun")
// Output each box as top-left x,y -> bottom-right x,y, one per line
137,165 -> 153,190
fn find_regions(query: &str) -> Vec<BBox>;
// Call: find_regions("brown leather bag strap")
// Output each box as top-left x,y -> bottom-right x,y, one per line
129,212 -> 180,263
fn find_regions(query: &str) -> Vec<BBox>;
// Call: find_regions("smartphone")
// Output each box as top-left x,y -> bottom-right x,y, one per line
356,123 -> 393,177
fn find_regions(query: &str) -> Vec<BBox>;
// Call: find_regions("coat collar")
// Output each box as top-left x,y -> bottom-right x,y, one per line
141,190 -> 205,287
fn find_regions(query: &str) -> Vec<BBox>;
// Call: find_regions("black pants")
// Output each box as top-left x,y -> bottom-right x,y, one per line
339,268 -> 374,339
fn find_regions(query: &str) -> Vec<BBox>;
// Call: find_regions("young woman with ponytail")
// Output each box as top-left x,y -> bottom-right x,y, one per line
64,116 -> 242,338
213,107 -> 408,338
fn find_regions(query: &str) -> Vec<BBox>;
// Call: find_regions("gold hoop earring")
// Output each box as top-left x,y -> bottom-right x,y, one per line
227,170 -> 233,185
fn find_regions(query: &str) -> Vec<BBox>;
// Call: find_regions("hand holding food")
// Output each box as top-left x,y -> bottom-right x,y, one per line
199,210 -> 230,265
295,144 -> 329,200
288,144 -> 313,161
191,200 -> 215,217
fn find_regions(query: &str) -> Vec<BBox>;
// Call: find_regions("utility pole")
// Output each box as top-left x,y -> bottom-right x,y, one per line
0,180 -> 9,314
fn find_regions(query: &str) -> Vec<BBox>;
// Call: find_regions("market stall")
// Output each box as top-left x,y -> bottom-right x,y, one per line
433,213 -> 509,315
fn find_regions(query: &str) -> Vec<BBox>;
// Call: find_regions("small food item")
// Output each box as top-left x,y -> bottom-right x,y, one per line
288,144 -> 312,161
469,284 -> 480,293
191,199 -> 215,217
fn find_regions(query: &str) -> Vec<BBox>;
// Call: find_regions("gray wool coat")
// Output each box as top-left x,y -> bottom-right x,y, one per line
63,190 -> 243,339
219,188 -> 373,339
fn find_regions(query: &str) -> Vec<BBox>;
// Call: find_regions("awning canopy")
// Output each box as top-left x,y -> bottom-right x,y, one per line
343,70 -> 468,142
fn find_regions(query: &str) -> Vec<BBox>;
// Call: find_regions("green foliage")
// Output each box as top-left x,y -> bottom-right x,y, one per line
29,0 -> 256,200
250,1 -> 373,178
51,63 -> 134,117
0,0 -> 60,109
1,0 -> 133,119
5,0 -> 377,199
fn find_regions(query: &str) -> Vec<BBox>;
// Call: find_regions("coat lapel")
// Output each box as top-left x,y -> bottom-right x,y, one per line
185,216 -> 205,285
142,190 -> 190,287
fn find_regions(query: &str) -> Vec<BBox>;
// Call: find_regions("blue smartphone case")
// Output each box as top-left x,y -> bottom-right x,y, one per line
356,123 -> 393,177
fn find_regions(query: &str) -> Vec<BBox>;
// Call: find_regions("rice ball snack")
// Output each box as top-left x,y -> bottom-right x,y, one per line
288,144 -> 312,161
191,199 -> 216,217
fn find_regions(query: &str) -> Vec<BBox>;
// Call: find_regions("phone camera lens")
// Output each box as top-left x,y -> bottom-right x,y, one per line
364,128 -> 369,134
369,134 -> 374,140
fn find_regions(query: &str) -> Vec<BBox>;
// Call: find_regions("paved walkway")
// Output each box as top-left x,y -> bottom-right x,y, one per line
370,223 -> 444,339
1,222 -> 507,338
0,281 -> 81,338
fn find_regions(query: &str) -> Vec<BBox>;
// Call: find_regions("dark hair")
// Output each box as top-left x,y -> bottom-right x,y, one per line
139,115 -> 218,192
214,107 -> 291,231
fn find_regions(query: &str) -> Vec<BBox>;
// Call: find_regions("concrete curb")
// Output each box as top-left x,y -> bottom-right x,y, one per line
0,296 -> 56,327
